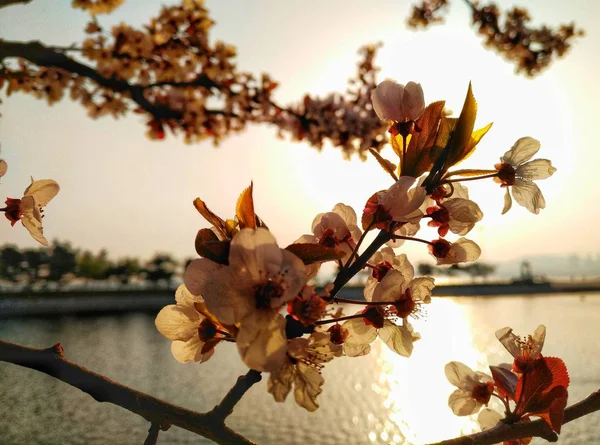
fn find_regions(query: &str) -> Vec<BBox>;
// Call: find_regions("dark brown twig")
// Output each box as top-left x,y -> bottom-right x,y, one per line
207,370 -> 262,422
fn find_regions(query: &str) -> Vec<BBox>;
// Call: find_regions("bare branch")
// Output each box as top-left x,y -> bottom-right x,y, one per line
207,370 -> 262,422
0,340 -> 257,445
428,390 -> 600,445
0,0 -> 33,9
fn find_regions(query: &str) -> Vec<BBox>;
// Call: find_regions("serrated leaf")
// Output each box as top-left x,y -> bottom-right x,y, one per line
236,182 -> 256,229
195,230 -> 230,265
193,198 -> 228,239
447,122 -> 493,168
490,365 -> 518,400
285,243 -> 345,265
368,148 -> 398,181
445,83 -> 478,169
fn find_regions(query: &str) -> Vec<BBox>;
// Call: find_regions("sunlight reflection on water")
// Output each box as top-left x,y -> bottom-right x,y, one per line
1,295 -> 600,444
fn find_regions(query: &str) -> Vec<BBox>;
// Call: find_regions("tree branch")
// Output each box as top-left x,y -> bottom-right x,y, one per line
0,340 -> 257,445
143,423 -> 160,445
207,370 -> 262,422
428,390 -> 600,445
0,0 -> 33,9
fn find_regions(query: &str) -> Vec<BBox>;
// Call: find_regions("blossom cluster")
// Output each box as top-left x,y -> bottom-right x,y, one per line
446,325 -> 570,442
155,79 -> 560,415
0,159 -> 59,246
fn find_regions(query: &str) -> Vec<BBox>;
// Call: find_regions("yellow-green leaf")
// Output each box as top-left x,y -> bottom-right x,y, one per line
445,83 -> 478,168
451,122 -> 493,167
368,147 -> 398,181
236,182 -> 256,229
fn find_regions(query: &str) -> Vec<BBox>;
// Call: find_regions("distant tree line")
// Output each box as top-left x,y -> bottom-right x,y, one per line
0,241 -> 185,289
417,261 -> 496,281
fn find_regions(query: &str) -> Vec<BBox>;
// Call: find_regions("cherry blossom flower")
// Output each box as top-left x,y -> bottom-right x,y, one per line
1,178 -> 60,246
364,248 -> 414,301
363,176 -> 427,229
426,198 -> 483,237
184,228 -> 306,372
445,361 -> 494,416
155,285 -> 227,363
496,325 -> 546,373
267,332 -> 338,411
306,203 -> 362,260
287,284 -> 327,326
429,237 -> 481,265
0,160 -> 7,178
494,137 -> 557,214
371,80 -> 425,123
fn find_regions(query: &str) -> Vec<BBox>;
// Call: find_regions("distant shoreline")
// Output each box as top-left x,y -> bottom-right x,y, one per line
1,281 -> 599,318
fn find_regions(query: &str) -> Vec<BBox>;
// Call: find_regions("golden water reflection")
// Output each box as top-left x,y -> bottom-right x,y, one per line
370,298 -> 504,444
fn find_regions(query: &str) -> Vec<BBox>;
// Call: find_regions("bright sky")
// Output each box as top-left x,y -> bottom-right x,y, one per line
1,0 -> 599,267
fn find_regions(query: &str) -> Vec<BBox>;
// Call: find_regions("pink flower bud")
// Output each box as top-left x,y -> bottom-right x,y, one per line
371,80 -> 425,122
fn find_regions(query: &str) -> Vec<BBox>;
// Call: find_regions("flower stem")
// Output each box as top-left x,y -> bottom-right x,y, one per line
330,297 -> 390,305
343,221 -> 374,269
314,313 -> 364,326
390,235 -> 433,246
445,173 -> 498,183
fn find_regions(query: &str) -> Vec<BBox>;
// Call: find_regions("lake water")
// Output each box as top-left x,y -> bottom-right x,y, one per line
1,295 -> 600,445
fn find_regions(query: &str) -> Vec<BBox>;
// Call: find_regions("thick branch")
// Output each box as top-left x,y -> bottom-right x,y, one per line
0,340 -> 257,445
428,390 -> 600,445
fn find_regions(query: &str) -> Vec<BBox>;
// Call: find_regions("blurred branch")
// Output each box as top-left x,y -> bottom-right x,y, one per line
0,340 -> 257,445
143,423 -> 160,445
207,370 -> 262,421
0,0 -> 33,9
428,390 -> 600,445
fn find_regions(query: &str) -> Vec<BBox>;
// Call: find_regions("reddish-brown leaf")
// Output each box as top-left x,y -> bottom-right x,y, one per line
515,357 -> 570,433
285,243 -> 345,265
236,182 -> 256,229
361,190 -> 384,231
195,230 -> 230,265
402,101 -> 445,177
490,365 -> 518,400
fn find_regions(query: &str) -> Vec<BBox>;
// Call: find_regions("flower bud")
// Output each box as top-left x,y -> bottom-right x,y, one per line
371,80 -> 425,122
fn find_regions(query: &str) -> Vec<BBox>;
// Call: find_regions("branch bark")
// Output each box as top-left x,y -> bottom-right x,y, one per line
0,340 -> 258,445
428,390 -> 600,445
0,0 -> 33,9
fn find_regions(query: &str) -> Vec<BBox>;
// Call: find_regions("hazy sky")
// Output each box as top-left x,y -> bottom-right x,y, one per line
1,0 -> 599,268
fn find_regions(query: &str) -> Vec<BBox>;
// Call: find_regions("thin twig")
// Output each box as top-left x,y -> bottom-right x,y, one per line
143,423 -> 160,445
207,370 -> 262,422
428,390 -> 600,445
0,0 -> 33,8
0,340 -> 257,445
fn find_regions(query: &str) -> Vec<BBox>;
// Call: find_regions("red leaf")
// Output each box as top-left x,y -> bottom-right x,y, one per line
285,243 -> 345,265
490,365 -> 518,400
515,357 -> 570,433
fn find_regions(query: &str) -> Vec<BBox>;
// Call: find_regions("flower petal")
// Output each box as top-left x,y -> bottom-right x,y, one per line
229,228 -> 283,280
155,304 -> 201,341
445,361 -> 477,390
408,277 -> 435,303
379,321 -> 414,357
517,159 -> 557,181
478,408 -> 503,430
171,334 -> 214,363
502,188 -> 512,215
175,284 -> 202,307
372,79 -> 406,122
23,179 -> 60,207
236,311 -> 288,372
294,362 -> 324,411
183,258 -> 222,297
372,269 -> 406,303
268,360 -> 295,403
512,179 -> 546,214
448,388 -> 481,416
501,137 -> 540,166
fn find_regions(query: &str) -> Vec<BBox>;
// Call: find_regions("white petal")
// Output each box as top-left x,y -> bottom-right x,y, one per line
445,361 -> 478,390
332,203 -> 358,227
531,324 -> 546,358
229,228 -> 283,281
20,205 -> 48,246
379,321 -> 414,357
372,270 -> 406,303
408,277 -> 435,303
371,79 -> 406,122
23,179 -> 59,206
183,258 -> 222,297
171,334 -> 213,363
200,267 -> 254,325
267,360 -> 295,402
175,284 -> 203,307
437,238 -> 481,265
478,408 -> 503,431
444,198 -> 483,235
236,311 -> 287,372
155,304 -> 201,341
448,389 -> 481,416
343,342 -> 372,357
402,81 -> 425,121
393,253 -> 414,282
501,188 -> 512,215
343,317 -> 377,352
495,327 -> 521,358
512,179 -> 546,214
272,249 -> 307,307
517,159 -> 557,180
294,362 -> 324,411
501,137 -> 541,166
